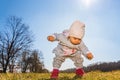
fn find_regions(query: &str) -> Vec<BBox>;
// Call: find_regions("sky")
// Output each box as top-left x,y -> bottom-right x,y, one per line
0,0 -> 120,71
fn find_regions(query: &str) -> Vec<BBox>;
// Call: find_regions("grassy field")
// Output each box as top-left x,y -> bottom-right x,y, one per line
0,70 -> 120,80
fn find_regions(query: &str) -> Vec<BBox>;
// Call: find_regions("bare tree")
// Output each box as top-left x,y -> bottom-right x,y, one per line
20,50 -> 44,73
21,50 -> 30,73
28,50 -> 44,73
0,16 -> 33,73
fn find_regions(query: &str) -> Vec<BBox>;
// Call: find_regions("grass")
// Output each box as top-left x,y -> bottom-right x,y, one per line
0,70 -> 120,80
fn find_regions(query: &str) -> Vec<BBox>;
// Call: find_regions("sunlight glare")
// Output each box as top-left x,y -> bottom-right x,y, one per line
81,0 -> 96,8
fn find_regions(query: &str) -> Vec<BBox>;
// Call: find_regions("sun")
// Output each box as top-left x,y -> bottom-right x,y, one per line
81,0 -> 96,8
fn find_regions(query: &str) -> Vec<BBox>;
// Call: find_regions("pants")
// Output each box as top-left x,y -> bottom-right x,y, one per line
53,53 -> 84,69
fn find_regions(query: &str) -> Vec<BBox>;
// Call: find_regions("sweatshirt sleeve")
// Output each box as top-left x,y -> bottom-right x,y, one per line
51,33 -> 63,41
78,41 -> 90,58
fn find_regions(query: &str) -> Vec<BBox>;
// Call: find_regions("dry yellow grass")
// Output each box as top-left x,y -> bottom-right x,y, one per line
0,70 -> 120,80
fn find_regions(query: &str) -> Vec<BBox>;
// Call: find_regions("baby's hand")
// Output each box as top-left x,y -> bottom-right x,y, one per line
86,52 -> 93,60
47,36 -> 55,42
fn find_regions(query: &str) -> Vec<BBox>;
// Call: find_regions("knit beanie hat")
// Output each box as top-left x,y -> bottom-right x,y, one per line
69,20 -> 85,39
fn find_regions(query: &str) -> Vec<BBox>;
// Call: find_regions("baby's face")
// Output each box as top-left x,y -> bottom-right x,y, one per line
69,36 -> 81,45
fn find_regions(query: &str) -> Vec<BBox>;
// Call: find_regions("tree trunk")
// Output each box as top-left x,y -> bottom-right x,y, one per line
3,68 -> 7,73
3,59 -> 10,73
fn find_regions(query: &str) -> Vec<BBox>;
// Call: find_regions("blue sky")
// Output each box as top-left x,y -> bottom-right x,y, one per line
0,0 -> 120,71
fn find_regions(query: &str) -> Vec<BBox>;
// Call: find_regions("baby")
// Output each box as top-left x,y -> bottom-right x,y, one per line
47,20 -> 93,79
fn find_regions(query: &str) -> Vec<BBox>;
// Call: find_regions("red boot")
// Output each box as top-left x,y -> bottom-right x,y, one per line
76,68 -> 85,76
50,69 -> 59,79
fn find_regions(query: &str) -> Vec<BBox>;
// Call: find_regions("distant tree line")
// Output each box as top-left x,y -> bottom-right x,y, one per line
61,60 -> 120,73
84,61 -> 120,72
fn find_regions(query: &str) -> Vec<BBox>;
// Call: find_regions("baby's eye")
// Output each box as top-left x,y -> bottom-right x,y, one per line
73,37 -> 77,39
73,37 -> 80,40
78,39 -> 81,41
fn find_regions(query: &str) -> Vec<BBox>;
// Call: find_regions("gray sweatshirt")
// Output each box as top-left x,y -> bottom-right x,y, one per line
52,32 -> 89,58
